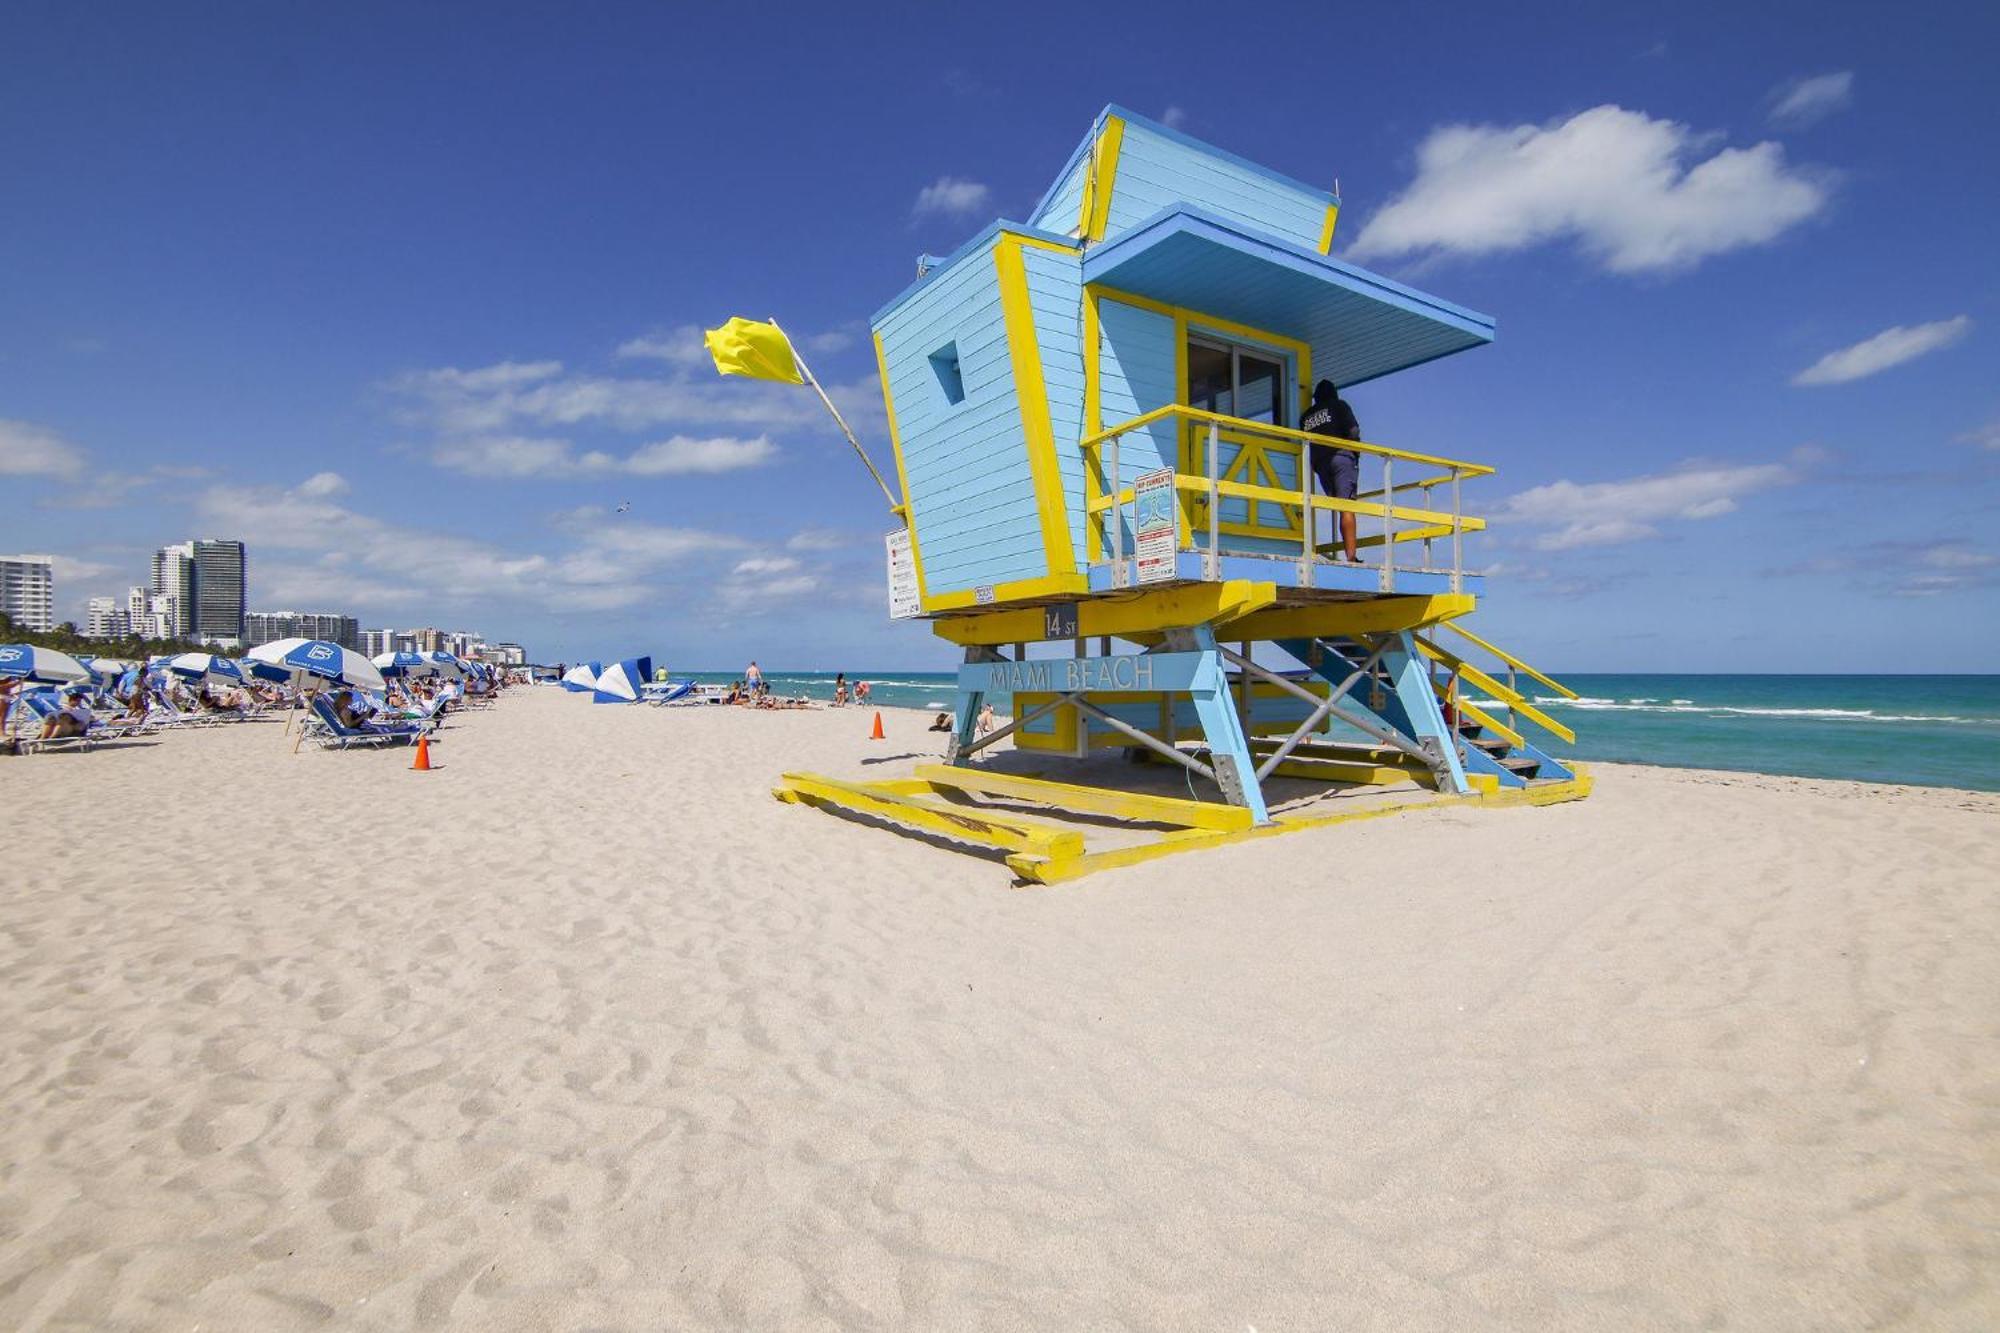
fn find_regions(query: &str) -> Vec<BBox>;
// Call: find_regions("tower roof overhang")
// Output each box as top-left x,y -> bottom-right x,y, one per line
1082,207 -> 1496,387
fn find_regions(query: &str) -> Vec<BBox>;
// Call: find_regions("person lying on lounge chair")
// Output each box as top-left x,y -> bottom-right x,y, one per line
39,690 -> 93,741
331,690 -> 376,731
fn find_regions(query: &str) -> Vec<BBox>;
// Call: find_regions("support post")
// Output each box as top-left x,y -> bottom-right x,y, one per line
1205,421 -> 1220,580
1185,623 -> 1269,824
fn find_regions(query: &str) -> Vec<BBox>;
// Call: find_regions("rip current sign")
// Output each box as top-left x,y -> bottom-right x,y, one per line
1133,467 -> 1177,585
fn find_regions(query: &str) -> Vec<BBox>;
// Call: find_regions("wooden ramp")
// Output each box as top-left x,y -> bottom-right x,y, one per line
774,760 -> 1592,886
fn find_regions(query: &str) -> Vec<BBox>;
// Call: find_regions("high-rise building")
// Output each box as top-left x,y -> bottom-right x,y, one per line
144,594 -> 179,640
244,611 -> 358,650
191,539 -> 246,644
0,554 -> 56,632
84,597 -> 129,638
360,628 -> 396,657
487,642 -> 528,666
150,543 -> 195,637
125,585 -> 150,633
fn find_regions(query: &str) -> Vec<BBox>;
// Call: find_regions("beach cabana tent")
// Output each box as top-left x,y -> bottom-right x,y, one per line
590,657 -> 652,704
559,662 -> 601,692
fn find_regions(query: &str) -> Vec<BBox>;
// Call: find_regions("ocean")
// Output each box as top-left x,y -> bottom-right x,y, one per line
674,670 -> 2000,793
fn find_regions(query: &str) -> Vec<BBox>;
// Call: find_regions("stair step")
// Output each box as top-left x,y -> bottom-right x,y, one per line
1468,736 -> 1511,753
1498,756 -> 1541,772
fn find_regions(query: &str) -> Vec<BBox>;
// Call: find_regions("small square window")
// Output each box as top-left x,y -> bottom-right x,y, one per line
929,341 -> 966,405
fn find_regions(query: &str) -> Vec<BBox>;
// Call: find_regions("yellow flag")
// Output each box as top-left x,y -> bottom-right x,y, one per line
704,317 -> 803,384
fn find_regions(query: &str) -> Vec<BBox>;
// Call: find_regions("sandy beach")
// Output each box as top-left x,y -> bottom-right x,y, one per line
2,687 -> 1996,1329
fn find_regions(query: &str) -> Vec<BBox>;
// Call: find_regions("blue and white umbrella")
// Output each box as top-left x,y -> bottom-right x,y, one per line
166,652 -> 245,684
591,656 -> 652,704
238,658 -> 293,685
248,638 -> 387,692
423,651 -> 467,678
0,644 -> 91,686
559,661 -> 601,692
372,650 -> 443,679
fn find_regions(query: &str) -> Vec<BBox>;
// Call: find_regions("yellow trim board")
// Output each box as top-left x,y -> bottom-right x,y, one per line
777,772 -> 1085,861
1082,289 -> 1103,563
872,331 -> 927,602
994,237 -> 1077,579
920,571 -> 1090,615
928,578 -> 1277,645
1077,116 -> 1126,242
1317,201 -> 1340,254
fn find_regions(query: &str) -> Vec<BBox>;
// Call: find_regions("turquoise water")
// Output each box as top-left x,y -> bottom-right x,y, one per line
677,670 -> 2000,792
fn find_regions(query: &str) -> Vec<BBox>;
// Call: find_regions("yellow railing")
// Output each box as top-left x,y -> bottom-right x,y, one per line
1080,404 -> 1489,590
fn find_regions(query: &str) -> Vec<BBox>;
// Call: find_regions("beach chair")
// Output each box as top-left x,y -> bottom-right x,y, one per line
642,680 -> 698,706
305,696 -> 432,749
8,691 -> 151,751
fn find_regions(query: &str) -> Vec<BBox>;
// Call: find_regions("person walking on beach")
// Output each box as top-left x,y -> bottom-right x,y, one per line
1302,379 -> 1361,563
745,661 -> 762,695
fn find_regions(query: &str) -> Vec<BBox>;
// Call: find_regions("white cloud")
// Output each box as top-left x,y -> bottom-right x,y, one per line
200,476 -> 749,616
431,433 -> 775,479
48,554 -> 114,582
1768,71 -> 1854,128
0,418 -> 85,479
1160,105 -> 1190,130
1349,105 -> 1831,273
390,359 -> 828,438
785,527 -> 850,552
625,435 -> 776,475
297,471 -> 349,498
912,176 -> 991,220
1957,418 -> 2000,452
1500,449 -> 1813,550
1791,316 -> 1972,386
615,326 -> 710,366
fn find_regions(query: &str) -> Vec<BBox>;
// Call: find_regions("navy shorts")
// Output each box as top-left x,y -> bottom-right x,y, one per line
1311,445 -> 1359,500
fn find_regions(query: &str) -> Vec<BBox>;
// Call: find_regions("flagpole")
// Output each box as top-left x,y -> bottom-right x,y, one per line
771,317 -> 902,515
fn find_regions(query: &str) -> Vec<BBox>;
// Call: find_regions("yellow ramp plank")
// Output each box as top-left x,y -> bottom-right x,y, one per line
777,772 -> 1084,860
915,763 -> 1254,832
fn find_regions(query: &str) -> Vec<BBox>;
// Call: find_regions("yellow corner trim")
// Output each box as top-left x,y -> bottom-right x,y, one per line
872,331 -> 927,601
994,237 -> 1077,578
1082,289 -> 1103,564
1317,201 -> 1340,255
1077,116 -> 1125,243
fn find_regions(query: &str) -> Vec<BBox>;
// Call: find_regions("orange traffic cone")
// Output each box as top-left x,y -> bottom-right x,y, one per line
411,734 -> 433,771
869,711 -> 885,741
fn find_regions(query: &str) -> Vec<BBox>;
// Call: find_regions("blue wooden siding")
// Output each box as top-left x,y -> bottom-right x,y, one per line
1030,108 -> 1332,254
874,237 -> 1045,596
1094,296 -> 1178,554
1018,244 -> 1088,566
1103,121 -> 1328,253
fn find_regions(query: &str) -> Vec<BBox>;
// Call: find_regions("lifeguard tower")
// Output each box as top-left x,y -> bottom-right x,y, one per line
770,106 -> 1589,881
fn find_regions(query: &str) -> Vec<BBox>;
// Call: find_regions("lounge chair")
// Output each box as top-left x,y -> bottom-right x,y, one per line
303,696 -> 433,749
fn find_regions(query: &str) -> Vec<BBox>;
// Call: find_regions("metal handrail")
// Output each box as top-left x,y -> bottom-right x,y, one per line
1080,403 -> 1495,477
1082,404 -> 1486,592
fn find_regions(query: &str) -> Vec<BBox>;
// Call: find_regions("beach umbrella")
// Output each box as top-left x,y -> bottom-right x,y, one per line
372,650 -> 443,679
590,656 -> 652,704
166,652 -> 245,684
559,661 -> 601,693
423,652 -> 467,678
237,658 -> 292,685
0,644 -> 92,686
247,638 -> 386,693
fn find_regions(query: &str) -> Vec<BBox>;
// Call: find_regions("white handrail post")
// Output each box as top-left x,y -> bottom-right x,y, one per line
1450,469 -> 1463,594
1380,457 -> 1394,591
1110,428 -> 1124,588
1205,420 -> 1220,580
1299,434 -> 1314,587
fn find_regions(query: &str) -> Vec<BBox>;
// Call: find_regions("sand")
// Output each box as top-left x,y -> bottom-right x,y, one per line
1,688 -> 1996,1329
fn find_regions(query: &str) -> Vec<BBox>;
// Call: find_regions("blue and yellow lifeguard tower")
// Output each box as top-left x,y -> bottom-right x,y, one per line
768,106 -> 1589,881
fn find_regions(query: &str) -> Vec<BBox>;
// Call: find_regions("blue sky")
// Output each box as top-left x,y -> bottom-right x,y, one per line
3,2 -> 1995,671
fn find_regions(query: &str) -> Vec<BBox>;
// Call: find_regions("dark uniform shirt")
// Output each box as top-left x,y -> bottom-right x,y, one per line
1301,396 -> 1360,498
